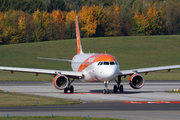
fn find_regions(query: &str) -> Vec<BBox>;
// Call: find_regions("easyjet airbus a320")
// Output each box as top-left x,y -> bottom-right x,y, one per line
0,16 -> 180,94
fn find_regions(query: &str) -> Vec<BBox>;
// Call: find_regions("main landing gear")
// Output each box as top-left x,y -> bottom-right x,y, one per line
114,76 -> 124,93
64,79 -> 74,93
103,81 -> 109,94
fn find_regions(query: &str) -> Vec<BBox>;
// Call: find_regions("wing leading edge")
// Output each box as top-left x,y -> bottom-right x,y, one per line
119,65 -> 180,76
0,66 -> 82,77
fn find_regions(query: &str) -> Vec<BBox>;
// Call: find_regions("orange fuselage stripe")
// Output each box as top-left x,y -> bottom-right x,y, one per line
78,54 -> 116,71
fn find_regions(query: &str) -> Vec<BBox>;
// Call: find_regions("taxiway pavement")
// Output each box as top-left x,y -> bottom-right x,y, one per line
0,80 -> 180,102
0,80 -> 180,120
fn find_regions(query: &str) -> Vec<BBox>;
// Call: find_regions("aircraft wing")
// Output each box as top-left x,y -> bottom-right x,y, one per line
0,66 -> 82,77
119,65 -> 180,76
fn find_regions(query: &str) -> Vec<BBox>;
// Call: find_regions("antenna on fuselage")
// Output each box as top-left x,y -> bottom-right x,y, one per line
75,16 -> 84,54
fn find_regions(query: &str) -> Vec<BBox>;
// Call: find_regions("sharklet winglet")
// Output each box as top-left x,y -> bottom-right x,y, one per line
75,16 -> 84,54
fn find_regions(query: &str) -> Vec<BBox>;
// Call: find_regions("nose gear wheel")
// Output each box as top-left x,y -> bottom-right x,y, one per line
103,81 -> 109,94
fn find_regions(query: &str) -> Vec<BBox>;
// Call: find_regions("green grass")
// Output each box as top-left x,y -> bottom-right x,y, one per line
0,35 -> 180,80
0,116 -> 124,120
0,90 -> 81,107
166,90 -> 180,93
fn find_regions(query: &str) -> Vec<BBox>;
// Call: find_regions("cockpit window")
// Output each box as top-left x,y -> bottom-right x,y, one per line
98,62 -> 103,65
97,61 -> 117,66
110,62 -> 115,65
104,62 -> 109,65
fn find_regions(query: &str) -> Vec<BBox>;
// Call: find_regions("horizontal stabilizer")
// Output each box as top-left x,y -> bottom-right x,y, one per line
37,57 -> 71,62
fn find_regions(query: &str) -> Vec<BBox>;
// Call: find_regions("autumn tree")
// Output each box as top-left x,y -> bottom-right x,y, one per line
0,12 -> 4,44
51,9 -> 65,40
65,10 -> 76,39
104,5 -> 122,36
33,9 -> 45,42
162,1 -> 180,34
0,10 -> 27,44
78,5 -> 105,37
132,6 -> 163,35
146,6 -> 163,35
24,13 -> 34,42
42,11 -> 51,40
132,11 -> 149,35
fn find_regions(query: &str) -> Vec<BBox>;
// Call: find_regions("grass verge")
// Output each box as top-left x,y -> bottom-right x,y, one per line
0,35 -> 180,80
0,90 -> 81,107
166,90 -> 180,93
0,116 -> 125,120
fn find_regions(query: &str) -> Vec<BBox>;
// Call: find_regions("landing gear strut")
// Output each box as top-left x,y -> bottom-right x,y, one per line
114,76 -> 124,93
103,81 -> 109,94
64,79 -> 74,93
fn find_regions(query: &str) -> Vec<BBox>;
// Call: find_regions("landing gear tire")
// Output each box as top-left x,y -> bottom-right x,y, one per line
107,89 -> 109,94
113,85 -> 117,93
63,78 -> 75,93
114,76 -> 124,93
70,85 -> 74,93
103,81 -> 109,94
103,89 -> 109,94
103,89 -> 106,94
120,85 -> 124,93
64,87 -> 68,93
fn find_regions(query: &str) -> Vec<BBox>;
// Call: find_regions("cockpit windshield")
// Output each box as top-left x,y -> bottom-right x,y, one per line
97,61 -> 118,66
104,62 -> 109,65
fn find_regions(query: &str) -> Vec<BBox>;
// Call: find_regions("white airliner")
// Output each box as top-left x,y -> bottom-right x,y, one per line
0,16 -> 180,94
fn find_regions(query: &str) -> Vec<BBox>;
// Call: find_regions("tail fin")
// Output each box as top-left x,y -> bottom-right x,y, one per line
75,16 -> 83,54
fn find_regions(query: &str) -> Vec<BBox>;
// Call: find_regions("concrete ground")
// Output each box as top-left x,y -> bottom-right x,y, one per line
0,80 -> 180,120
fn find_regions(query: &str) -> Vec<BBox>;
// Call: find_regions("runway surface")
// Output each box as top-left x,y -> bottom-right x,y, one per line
0,80 -> 180,120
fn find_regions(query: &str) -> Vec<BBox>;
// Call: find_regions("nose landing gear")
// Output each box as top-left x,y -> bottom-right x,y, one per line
114,76 -> 124,93
103,81 -> 109,94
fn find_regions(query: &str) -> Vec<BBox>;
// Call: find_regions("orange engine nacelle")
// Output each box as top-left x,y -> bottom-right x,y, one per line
53,74 -> 68,90
129,74 -> 144,89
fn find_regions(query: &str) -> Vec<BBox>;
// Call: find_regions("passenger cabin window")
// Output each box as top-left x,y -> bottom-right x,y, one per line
97,61 -> 117,66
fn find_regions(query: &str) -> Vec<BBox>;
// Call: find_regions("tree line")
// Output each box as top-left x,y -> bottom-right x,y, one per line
0,0 -> 66,13
0,0 -> 180,44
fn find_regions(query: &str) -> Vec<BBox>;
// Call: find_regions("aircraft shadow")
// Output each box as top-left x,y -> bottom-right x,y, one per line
88,89 -> 155,94
18,90 -> 157,94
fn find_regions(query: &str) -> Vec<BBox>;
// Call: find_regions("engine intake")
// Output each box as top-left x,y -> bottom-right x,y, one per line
129,74 -> 144,89
53,74 -> 68,90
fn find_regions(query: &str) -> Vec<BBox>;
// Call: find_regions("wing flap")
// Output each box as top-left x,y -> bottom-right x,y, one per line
119,65 -> 180,76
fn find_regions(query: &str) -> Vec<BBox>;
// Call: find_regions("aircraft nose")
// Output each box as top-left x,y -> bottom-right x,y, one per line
100,66 -> 119,81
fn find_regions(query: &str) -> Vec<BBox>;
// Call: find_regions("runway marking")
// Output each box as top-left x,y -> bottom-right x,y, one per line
66,92 -> 134,94
66,93 -> 103,95
95,101 -> 103,103
122,101 -> 180,104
